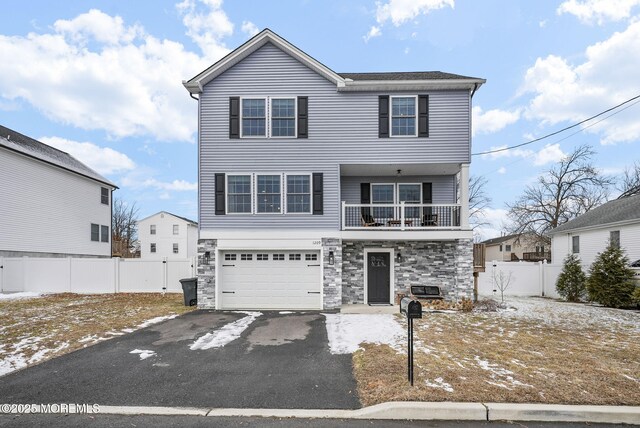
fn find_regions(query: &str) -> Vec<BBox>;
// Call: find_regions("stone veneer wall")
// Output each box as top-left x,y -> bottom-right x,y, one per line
342,239 -> 473,304
197,239 -> 217,309
322,237 -> 342,310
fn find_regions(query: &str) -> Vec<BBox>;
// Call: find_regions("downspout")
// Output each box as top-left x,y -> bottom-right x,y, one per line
190,93 -> 199,102
470,83 -> 479,99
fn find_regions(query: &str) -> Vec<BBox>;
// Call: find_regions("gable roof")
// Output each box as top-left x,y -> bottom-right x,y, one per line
137,211 -> 198,225
480,233 -> 521,246
0,124 -> 117,188
548,194 -> 640,235
184,29 -> 486,94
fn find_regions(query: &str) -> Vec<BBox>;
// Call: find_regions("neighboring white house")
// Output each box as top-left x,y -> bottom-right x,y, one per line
137,211 -> 198,259
548,193 -> 640,268
481,233 -> 549,263
0,125 -> 116,258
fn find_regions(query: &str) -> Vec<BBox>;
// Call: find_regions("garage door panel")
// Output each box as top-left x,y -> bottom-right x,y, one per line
219,250 -> 321,310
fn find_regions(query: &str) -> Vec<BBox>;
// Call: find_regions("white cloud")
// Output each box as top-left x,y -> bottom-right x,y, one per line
177,0 -> 233,60
482,143 -> 565,166
241,20 -> 259,37
0,9 -> 211,142
557,0 -> 640,25
532,143 -> 566,166
497,167 -> 507,174
363,25 -> 382,42
39,136 -> 135,175
474,208 -> 509,241
520,20 -> 640,145
539,20 -> 547,28
139,178 -> 198,191
472,106 -> 521,136
404,47 -> 410,54
375,0 -> 455,27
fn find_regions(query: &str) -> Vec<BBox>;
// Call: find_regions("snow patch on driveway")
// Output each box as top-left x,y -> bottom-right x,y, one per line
322,313 -> 404,354
137,314 -> 178,329
190,311 -> 262,350
130,349 -> 157,360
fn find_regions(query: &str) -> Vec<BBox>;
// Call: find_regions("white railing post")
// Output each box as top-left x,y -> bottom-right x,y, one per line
400,202 -> 405,230
341,201 -> 346,230
114,257 -> 121,293
460,163 -> 470,229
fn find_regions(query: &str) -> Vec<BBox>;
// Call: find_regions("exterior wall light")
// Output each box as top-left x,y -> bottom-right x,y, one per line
329,251 -> 335,265
204,251 -> 211,264
396,252 -> 402,263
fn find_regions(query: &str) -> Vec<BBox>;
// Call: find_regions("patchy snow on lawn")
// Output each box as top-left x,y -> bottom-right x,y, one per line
279,311 -> 294,314
190,311 -> 262,350
499,297 -> 640,333
475,355 -> 533,390
424,376 -> 454,393
322,313 -> 405,354
0,292 -> 43,300
0,339 -> 69,377
130,349 -> 157,360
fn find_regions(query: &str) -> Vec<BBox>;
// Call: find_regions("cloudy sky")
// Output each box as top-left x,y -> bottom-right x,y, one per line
2,0 -> 639,238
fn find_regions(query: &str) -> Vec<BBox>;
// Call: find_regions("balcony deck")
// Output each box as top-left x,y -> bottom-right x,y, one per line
341,202 -> 462,231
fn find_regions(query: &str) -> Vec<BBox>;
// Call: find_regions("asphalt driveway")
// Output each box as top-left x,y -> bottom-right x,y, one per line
0,311 -> 359,409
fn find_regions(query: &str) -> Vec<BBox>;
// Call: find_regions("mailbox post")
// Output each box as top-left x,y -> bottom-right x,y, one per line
400,297 -> 422,386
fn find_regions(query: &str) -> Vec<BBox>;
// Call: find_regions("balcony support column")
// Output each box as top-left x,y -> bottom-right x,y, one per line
460,163 -> 470,229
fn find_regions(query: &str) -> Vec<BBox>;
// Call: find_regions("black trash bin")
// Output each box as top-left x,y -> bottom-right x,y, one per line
179,277 -> 198,306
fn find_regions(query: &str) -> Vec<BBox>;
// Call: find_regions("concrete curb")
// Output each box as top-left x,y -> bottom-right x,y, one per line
61,402 -> 640,424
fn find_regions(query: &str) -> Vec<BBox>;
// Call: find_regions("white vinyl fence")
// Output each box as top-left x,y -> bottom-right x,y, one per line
0,257 -> 196,294
477,261 -> 562,299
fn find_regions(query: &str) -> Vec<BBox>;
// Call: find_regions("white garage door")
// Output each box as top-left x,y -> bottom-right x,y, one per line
219,250 -> 321,310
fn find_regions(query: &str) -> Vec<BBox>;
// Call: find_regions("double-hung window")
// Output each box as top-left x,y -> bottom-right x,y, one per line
398,183 -> 421,219
241,98 -> 266,137
227,175 -> 252,214
390,96 -> 417,136
91,223 -> 100,242
101,187 -> 109,205
371,184 -> 395,219
101,225 -> 109,243
572,236 -> 580,254
256,175 -> 281,213
271,98 -> 296,137
610,230 -> 620,249
286,175 -> 311,213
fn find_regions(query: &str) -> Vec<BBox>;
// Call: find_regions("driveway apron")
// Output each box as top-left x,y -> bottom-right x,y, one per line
0,311 -> 360,409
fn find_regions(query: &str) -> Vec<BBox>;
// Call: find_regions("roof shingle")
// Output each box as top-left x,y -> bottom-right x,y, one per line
549,194 -> 640,234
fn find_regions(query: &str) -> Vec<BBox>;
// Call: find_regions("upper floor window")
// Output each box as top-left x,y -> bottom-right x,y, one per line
610,230 -> 620,249
227,175 -> 252,214
271,98 -> 296,137
241,98 -> 266,137
390,96 -> 417,136
256,175 -> 281,213
173,224 -> 179,235
572,236 -> 580,254
150,225 -> 156,235
286,175 -> 311,213
505,244 -> 512,252
101,187 -> 109,205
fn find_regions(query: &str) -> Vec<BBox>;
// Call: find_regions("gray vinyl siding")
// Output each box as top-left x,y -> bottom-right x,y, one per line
340,176 -> 456,204
199,42 -> 470,230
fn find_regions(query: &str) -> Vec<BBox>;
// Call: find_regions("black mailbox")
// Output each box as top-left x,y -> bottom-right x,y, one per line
400,297 -> 423,319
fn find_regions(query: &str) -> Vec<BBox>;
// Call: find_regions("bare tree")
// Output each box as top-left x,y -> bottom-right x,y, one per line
506,145 -> 613,241
469,175 -> 492,230
616,161 -> 640,198
492,270 -> 512,304
112,197 -> 139,258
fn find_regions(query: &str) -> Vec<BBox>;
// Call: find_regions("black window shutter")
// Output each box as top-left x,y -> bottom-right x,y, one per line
418,95 -> 429,137
215,173 -> 226,215
229,97 -> 240,139
378,96 -> 389,138
312,173 -> 323,215
360,183 -> 371,218
422,182 -> 433,203
298,97 -> 308,139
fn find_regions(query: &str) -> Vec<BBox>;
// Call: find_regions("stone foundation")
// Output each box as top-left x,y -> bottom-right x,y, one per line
322,237 -> 342,310
196,239 -> 217,309
342,239 -> 473,304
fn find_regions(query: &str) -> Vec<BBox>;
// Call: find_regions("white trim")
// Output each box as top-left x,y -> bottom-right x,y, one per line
269,97 -> 297,138
199,229 -> 473,240
389,95 -> 418,138
363,247 -> 395,305
254,173 -> 283,215
547,218 -> 640,235
225,173 -> 253,215
239,97 -> 268,139
338,79 -> 486,92
284,173 -> 313,214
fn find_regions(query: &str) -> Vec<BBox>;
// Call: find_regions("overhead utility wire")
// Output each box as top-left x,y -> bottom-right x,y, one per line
472,93 -> 640,156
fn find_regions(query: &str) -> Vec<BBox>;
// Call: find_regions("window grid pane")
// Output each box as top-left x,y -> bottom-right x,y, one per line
271,99 -> 295,137
228,175 -> 252,213
391,97 -> 416,136
286,175 -> 311,213
257,175 -> 281,213
242,99 -> 266,136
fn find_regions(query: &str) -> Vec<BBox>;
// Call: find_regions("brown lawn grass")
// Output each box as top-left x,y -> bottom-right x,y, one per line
0,293 -> 194,373
354,309 -> 640,406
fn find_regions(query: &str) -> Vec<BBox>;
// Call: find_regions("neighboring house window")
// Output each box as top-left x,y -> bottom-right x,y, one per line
371,183 -> 395,219
101,187 -> 109,205
499,244 -> 503,252
150,243 -> 156,253
572,236 -> 580,254
610,230 -> 620,249
505,244 -> 512,252
241,98 -> 266,137
286,175 -> 311,213
256,175 -> 282,213
173,243 -> 179,254
90,223 -> 99,242
173,224 -> 179,235
101,225 -> 109,243
150,225 -> 156,235
390,96 -> 417,136
227,175 -> 252,213
271,98 -> 296,137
